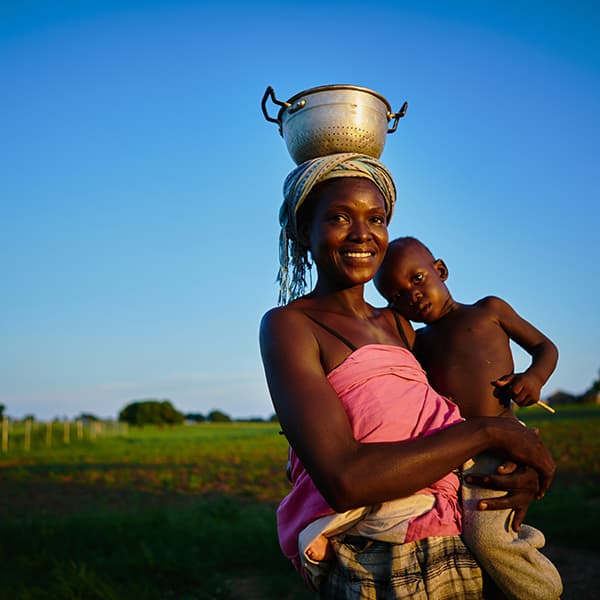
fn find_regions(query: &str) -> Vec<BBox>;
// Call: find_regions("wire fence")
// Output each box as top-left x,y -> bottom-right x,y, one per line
0,416 -> 128,453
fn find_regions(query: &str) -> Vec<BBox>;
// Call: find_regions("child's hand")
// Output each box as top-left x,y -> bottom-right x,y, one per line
492,372 -> 543,407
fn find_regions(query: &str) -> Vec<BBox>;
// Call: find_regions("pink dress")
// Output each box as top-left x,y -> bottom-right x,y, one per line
277,344 -> 464,570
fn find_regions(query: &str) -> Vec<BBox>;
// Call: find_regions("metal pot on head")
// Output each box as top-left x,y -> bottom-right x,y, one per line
261,84 -> 408,164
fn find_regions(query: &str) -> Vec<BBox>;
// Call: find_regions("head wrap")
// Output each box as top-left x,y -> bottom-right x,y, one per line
277,152 -> 396,305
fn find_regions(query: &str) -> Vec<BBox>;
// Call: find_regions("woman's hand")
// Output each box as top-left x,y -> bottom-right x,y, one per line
464,461 -> 541,531
480,418 -> 555,498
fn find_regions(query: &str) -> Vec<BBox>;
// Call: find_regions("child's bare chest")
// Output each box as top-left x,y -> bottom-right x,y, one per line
415,315 -> 515,417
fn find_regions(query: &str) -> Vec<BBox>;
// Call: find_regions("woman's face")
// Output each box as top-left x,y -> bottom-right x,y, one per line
301,177 -> 389,290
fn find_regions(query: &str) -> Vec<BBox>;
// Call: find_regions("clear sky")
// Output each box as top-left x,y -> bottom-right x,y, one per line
2,0 -> 599,421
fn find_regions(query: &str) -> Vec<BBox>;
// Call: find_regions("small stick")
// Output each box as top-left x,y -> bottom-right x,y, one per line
536,400 -> 555,414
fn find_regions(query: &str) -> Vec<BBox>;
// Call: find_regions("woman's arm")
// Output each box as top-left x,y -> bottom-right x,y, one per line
260,307 -> 555,512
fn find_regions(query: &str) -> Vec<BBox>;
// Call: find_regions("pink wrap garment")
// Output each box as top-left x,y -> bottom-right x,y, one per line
277,345 -> 464,570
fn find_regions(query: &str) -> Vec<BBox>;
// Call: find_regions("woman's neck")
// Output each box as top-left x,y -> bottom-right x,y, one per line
304,283 -> 373,318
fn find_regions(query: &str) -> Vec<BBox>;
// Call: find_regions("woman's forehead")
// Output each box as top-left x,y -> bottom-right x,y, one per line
311,177 -> 386,207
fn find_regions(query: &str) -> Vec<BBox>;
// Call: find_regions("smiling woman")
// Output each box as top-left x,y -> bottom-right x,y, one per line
300,178 -> 389,293
259,152 -> 558,597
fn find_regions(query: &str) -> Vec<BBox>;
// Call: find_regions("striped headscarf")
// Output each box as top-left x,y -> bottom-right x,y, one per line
278,152 -> 396,305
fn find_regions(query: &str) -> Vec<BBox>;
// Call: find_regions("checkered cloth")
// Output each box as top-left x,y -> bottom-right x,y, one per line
318,535 -> 483,599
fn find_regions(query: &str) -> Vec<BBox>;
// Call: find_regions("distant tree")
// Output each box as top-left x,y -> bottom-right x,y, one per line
77,412 -> 100,422
119,399 -> 184,426
23,414 -> 36,422
160,401 -> 185,424
0,404 -> 5,418
268,413 -> 279,423
545,391 -> 578,406
577,368 -> 600,404
207,409 -> 231,423
591,368 -> 600,393
185,413 -> 206,423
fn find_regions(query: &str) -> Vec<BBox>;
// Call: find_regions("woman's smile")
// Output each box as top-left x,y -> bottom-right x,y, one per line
303,177 -> 389,290
341,250 -> 376,259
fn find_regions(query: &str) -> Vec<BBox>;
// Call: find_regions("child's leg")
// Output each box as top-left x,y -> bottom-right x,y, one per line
462,454 -> 563,600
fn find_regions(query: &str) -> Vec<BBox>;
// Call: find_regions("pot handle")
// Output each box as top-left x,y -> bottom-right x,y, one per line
387,101 -> 409,133
261,86 -> 290,131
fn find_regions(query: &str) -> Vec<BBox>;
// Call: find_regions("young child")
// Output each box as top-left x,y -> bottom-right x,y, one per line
373,236 -> 563,600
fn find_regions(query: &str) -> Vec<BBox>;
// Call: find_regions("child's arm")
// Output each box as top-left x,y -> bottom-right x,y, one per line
488,297 -> 558,407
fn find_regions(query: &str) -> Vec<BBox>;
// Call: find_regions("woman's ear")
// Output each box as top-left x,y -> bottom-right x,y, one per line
434,259 -> 449,281
297,223 -> 310,249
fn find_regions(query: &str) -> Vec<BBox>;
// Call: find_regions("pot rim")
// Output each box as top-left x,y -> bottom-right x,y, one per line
278,84 -> 392,121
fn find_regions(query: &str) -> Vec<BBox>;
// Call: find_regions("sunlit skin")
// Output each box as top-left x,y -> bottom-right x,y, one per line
260,179 -> 555,562
374,237 -> 559,419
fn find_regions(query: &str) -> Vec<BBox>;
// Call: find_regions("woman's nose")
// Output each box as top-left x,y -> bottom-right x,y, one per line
349,220 -> 371,240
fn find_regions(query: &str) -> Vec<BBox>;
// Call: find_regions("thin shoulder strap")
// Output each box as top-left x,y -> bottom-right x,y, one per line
303,312 -> 358,352
391,310 -> 412,349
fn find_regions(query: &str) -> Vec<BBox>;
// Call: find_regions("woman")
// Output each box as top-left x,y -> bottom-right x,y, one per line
259,153 -> 555,598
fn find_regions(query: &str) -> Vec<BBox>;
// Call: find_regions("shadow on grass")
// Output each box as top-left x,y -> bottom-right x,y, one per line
0,486 -> 314,599
2,456 -> 598,598
526,473 -> 600,552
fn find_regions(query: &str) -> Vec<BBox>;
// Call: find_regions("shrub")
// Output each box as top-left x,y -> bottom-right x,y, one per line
118,399 -> 184,426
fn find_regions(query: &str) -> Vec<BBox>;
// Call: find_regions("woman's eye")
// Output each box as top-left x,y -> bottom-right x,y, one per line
370,215 -> 386,224
329,214 -> 347,223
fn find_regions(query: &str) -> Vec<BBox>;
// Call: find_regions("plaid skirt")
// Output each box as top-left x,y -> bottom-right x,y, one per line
318,535 -> 483,599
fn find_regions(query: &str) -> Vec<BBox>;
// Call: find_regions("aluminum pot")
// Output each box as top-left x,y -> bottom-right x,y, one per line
261,84 -> 407,165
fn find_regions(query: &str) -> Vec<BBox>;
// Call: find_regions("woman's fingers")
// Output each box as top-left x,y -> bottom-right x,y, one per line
477,491 -> 533,531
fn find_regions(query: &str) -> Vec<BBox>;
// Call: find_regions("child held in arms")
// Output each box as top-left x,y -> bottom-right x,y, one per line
372,236 -> 562,600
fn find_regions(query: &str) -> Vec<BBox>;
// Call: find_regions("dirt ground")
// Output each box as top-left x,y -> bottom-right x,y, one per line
544,543 -> 600,599
229,543 -> 600,599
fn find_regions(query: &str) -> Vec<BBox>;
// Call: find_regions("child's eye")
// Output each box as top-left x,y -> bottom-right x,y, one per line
413,273 -> 424,283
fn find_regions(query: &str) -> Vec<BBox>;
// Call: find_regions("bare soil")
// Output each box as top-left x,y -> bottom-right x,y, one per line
544,543 -> 600,600
227,544 -> 600,599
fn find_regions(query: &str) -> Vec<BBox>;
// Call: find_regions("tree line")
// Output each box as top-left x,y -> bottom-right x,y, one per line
2,368 -> 598,425
117,399 -> 278,426
546,368 -> 600,406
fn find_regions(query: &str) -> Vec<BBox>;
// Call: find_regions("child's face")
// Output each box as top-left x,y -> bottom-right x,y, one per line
377,242 -> 451,323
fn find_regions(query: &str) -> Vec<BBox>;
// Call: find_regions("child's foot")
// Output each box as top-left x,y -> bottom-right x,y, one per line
306,535 -> 335,561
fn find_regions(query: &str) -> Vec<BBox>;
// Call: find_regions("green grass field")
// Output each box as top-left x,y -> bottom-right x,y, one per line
1,406 -> 598,599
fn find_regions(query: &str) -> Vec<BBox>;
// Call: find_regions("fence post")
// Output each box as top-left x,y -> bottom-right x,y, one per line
2,416 -> 8,453
24,419 -> 32,451
77,420 -> 83,441
45,421 -> 52,447
64,421 -> 70,444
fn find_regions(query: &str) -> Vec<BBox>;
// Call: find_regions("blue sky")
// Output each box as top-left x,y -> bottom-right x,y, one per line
2,1 -> 599,420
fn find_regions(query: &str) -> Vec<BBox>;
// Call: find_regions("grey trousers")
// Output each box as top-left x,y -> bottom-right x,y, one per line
462,453 -> 563,600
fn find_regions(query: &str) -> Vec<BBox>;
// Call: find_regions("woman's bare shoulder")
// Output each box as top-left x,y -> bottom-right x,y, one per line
259,299 -> 315,348
261,299 -> 307,327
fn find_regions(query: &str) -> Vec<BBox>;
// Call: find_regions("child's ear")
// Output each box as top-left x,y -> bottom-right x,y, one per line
434,259 -> 449,281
